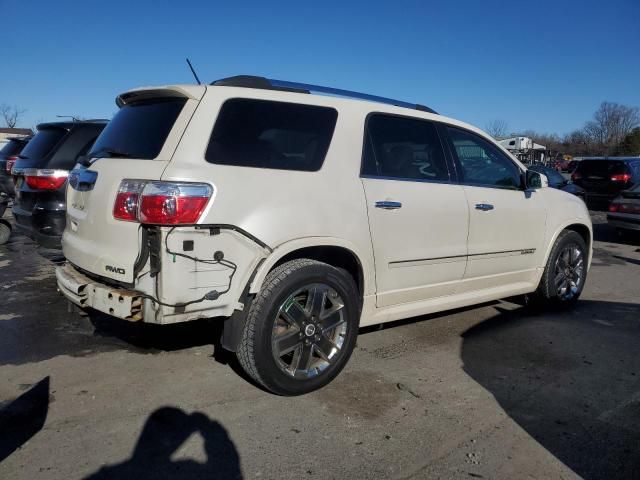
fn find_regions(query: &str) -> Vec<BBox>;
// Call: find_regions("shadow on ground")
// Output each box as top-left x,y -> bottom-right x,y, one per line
84,407 -> 242,480
461,300 -> 640,479
0,377 -> 50,462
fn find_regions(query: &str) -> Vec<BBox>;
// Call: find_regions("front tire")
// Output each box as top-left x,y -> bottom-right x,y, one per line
533,230 -> 587,308
236,259 -> 360,396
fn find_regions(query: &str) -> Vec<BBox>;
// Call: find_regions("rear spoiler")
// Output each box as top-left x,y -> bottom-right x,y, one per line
116,85 -> 206,107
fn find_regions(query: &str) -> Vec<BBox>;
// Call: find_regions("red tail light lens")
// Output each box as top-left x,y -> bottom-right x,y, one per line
610,173 -> 631,182
139,182 -> 212,225
23,169 -> 69,190
113,180 -> 212,225
611,202 -> 640,214
113,180 -> 146,222
5,156 -> 17,173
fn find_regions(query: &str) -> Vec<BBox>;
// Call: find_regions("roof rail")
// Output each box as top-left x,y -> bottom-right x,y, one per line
211,75 -> 438,114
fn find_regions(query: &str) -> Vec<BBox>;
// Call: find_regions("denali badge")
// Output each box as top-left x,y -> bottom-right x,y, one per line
105,265 -> 126,275
521,249 -> 535,255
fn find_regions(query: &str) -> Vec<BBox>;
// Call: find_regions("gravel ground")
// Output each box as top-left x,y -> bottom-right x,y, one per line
0,210 -> 639,479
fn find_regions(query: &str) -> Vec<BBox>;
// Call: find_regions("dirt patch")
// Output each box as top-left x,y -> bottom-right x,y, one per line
312,371 -> 402,420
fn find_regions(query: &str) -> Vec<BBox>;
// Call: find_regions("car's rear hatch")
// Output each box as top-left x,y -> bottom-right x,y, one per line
574,160 -> 633,194
12,126 -> 70,218
63,86 -> 205,284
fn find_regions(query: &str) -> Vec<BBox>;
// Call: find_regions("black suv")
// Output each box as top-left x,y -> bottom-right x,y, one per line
571,157 -> 640,205
12,120 -> 107,249
0,136 -> 31,205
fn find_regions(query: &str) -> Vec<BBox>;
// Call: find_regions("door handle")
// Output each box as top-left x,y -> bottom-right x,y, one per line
375,201 -> 402,210
475,203 -> 494,211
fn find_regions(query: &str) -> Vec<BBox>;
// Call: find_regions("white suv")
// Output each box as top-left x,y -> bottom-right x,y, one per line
56,76 -> 592,395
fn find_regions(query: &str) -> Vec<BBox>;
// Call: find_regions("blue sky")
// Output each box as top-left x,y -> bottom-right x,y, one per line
1,0 -> 638,136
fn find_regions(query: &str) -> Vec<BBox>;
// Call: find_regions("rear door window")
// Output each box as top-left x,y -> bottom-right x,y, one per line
206,99 -> 338,171
89,98 -> 186,159
362,114 -> 450,181
19,128 -> 67,160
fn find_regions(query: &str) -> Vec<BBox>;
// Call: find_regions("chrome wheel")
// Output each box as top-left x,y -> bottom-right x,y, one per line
271,283 -> 347,380
553,244 -> 585,301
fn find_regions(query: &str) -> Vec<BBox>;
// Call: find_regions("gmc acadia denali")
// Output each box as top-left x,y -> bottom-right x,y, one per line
56,76 -> 592,395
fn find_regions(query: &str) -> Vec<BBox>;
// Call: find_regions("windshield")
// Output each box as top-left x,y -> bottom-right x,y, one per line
89,98 -> 186,160
19,128 -> 67,160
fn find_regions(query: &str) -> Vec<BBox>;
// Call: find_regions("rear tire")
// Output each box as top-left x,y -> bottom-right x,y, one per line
531,230 -> 587,308
236,258 -> 360,396
0,220 -> 11,245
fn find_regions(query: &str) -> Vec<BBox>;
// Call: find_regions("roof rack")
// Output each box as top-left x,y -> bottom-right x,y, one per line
211,75 -> 438,114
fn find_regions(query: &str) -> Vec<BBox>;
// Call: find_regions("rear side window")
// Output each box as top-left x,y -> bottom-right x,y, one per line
362,114 -> 449,181
20,128 -> 67,160
206,99 -> 338,171
89,98 -> 186,159
448,127 -> 521,189
0,139 -> 27,157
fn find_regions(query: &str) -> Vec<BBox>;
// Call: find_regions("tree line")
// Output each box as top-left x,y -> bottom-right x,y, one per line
487,101 -> 640,158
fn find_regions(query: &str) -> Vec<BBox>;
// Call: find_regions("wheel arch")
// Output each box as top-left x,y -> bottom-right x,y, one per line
248,237 -> 373,298
542,220 -> 593,270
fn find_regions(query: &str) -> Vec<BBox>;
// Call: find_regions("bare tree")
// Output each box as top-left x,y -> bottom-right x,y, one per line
583,102 -> 640,154
0,104 -> 27,128
485,119 -> 509,139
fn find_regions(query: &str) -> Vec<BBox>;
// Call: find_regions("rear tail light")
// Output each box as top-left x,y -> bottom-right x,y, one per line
113,180 -> 147,222
610,173 -> 631,182
113,180 -> 212,225
610,202 -> 640,214
5,156 -> 17,173
23,169 -> 69,190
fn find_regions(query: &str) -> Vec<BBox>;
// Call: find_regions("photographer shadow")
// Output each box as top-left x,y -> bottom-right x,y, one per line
85,407 -> 242,480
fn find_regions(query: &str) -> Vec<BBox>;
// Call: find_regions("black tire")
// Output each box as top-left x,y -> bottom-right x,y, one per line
0,220 -> 11,245
236,258 -> 360,396
532,230 -> 587,308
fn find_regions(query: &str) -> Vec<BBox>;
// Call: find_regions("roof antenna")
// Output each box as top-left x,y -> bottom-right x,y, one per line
186,58 -> 201,85
56,115 -> 80,121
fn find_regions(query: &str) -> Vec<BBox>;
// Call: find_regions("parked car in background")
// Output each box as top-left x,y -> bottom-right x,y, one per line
608,183 -> 640,235
554,158 -> 570,172
0,136 -> 31,199
12,120 -> 106,249
571,157 -> 640,206
567,160 -> 580,173
528,164 -> 585,198
55,76 -> 592,395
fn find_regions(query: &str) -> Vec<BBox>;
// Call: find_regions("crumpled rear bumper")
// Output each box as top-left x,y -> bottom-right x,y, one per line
56,262 -> 144,321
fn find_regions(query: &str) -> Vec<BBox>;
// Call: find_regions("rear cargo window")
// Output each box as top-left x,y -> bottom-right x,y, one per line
577,160 -> 629,175
19,128 -> 66,160
0,139 -> 27,157
206,99 -> 338,171
89,98 -> 186,160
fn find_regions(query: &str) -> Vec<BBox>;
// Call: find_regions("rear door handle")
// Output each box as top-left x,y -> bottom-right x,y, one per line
475,203 -> 494,211
375,201 -> 402,210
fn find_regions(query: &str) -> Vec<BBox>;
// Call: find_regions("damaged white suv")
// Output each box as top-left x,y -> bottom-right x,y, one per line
57,76 -> 592,395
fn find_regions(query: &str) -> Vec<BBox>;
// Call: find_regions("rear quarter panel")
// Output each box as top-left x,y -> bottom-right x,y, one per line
161,87 -> 377,295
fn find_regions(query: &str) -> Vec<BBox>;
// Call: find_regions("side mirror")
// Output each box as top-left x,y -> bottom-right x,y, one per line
525,170 -> 548,189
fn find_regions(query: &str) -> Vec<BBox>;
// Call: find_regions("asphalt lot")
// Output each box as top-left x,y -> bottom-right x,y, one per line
1,210 -> 639,480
